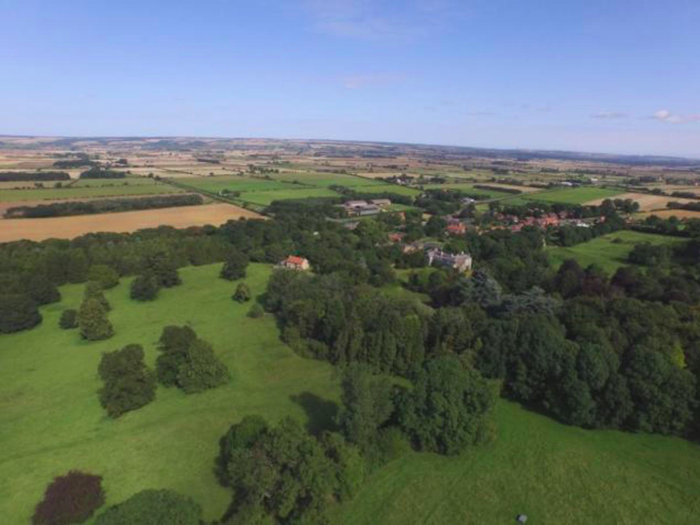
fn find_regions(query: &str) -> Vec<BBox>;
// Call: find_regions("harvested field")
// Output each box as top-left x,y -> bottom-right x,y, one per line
0,203 -> 263,242
586,192 -> 696,211
637,209 -> 700,219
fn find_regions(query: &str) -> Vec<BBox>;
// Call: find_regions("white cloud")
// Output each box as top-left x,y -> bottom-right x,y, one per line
651,109 -> 700,124
591,111 -> 628,119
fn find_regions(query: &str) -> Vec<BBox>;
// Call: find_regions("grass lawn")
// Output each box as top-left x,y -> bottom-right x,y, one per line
271,172 -> 382,188
237,187 -> 341,206
422,183 -> 512,199
352,184 -> 422,197
523,187 -> 623,205
0,181 -> 180,202
0,263 -> 339,524
334,400 -> 700,524
546,230 -> 687,273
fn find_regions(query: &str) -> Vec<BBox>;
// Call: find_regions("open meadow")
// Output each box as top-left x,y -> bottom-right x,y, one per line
2,263 -> 700,524
0,179 -> 180,203
0,203 -> 262,242
523,187 -> 624,205
546,230 -> 686,273
0,264 -> 339,524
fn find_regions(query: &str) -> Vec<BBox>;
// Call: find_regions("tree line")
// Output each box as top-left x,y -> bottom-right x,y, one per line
6,194 -> 203,218
0,171 -> 70,182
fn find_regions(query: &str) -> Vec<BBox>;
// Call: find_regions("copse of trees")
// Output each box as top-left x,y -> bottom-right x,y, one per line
32,471 -> 105,525
155,325 -> 229,394
53,159 -> 97,169
6,194 -> 204,219
79,167 -> 126,179
220,249 -> 249,280
0,171 -> 70,182
78,298 -> 113,341
129,273 -> 159,301
59,309 -> 78,329
88,265 -> 120,289
217,415 -> 364,524
0,294 -> 42,333
98,344 -> 156,418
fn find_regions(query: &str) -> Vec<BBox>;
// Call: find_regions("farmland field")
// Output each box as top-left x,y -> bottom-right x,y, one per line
3,263 -> 700,525
638,209 -> 700,219
235,187 -> 341,205
0,203 -> 262,242
270,172 -> 382,188
349,184 -> 422,197
586,192 -> 697,212
423,183 -> 516,199
524,187 -> 623,205
0,180 -> 180,202
546,230 -> 686,273
176,175 -> 298,193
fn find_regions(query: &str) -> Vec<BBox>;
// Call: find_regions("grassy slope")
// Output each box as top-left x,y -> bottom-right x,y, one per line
0,264 -> 338,524
238,187 -> 341,205
335,401 -> 700,525
523,187 -> 623,205
546,230 -> 686,273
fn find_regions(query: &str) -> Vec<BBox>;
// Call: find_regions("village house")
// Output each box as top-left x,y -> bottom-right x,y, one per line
426,249 -> 472,273
446,221 -> 467,235
278,255 -> 310,271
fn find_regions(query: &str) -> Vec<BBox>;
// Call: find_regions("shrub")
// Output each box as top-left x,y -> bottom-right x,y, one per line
130,274 -> 159,301
98,344 -> 156,418
232,282 -> 251,302
78,299 -> 113,341
247,303 -> 264,318
95,489 -> 202,525
177,339 -> 230,394
88,265 -> 120,289
0,294 -> 42,333
156,325 -> 229,393
83,281 -> 111,311
32,470 -> 104,525
59,309 -> 78,329
144,252 -> 181,288
220,250 -> 249,280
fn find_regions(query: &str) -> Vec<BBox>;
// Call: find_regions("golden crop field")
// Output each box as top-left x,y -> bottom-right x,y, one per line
0,203 -> 263,242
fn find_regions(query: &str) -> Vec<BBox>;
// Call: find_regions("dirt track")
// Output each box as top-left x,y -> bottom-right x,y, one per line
0,203 -> 264,242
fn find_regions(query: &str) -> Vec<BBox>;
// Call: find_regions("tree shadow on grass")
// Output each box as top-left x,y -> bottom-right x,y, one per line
290,391 -> 339,436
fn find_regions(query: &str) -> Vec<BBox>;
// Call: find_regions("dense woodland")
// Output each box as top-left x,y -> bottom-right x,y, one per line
3,200 -> 700,524
0,171 -> 70,182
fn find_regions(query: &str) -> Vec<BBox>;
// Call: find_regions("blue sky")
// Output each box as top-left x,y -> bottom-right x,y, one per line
1,0 -> 699,157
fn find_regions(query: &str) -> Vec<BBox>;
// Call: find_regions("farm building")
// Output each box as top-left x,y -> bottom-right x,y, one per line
426,249 -> 472,272
278,255 -> 310,271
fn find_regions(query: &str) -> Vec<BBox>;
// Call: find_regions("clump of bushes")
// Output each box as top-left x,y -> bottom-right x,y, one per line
156,325 -> 229,394
87,265 -> 120,290
98,344 -> 156,418
32,470 -> 105,525
59,309 -> 78,329
232,282 -> 251,302
0,294 -> 42,334
130,273 -> 159,301
220,249 -> 249,281
78,298 -> 113,341
247,303 -> 264,318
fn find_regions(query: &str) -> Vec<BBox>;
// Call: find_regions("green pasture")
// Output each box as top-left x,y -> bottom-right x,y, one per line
271,172 -> 382,188
0,264 -> 338,524
523,187 -> 623,205
351,184 -> 422,197
175,176 -> 297,194
0,181 -> 181,202
546,230 -> 686,273
236,187 -> 341,206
